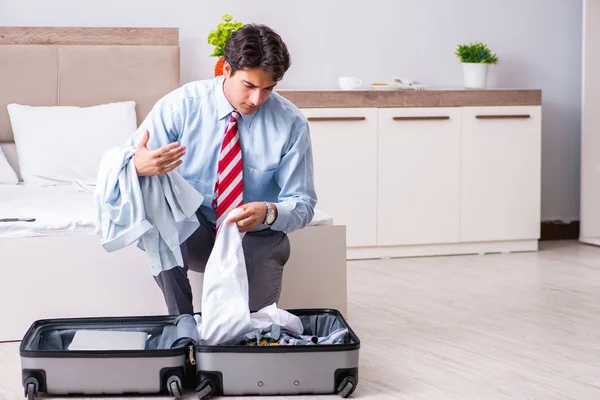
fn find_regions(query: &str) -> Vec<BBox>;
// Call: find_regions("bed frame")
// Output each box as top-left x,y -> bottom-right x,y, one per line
0,27 -> 347,341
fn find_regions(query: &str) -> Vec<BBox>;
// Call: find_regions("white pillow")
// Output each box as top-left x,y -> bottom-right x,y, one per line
7,101 -> 137,187
0,146 -> 18,184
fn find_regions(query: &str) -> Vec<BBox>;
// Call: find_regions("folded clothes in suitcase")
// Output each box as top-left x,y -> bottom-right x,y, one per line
20,308 -> 360,399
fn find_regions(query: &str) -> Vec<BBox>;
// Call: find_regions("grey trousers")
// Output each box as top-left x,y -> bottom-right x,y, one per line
154,209 -> 291,315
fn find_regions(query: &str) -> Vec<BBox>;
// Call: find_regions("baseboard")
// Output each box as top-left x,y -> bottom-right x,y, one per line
540,220 -> 580,241
579,236 -> 600,246
347,240 -> 538,260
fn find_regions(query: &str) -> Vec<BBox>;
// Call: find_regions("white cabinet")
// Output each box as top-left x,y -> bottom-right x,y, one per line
377,108 -> 461,246
460,106 -> 541,242
301,108 -> 378,247
301,103 -> 541,258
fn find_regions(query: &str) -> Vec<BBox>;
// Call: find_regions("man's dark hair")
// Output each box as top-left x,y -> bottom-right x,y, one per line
223,24 -> 291,82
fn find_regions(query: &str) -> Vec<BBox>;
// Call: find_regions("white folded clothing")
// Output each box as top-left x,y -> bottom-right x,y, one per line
250,303 -> 303,333
195,302 -> 303,342
68,330 -> 148,351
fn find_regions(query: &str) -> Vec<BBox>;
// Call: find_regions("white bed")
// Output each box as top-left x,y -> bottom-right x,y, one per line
0,180 -> 333,239
0,183 -> 96,238
0,27 -> 347,342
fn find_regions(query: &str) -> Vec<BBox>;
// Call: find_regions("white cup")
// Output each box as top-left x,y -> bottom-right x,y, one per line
338,77 -> 362,90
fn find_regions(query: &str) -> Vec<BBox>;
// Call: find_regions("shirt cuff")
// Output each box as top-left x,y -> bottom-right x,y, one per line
269,201 -> 294,232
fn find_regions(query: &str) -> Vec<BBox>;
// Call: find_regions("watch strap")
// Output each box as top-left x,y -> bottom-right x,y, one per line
264,201 -> 274,225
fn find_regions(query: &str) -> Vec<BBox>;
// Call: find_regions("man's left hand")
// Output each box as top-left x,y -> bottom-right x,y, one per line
227,202 -> 268,232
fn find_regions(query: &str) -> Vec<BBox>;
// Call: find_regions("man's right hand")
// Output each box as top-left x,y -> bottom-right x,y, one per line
134,130 -> 186,177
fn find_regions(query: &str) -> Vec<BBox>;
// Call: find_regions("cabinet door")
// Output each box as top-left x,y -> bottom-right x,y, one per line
461,106 -> 541,242
377,108 -> 461,246
301,108 -> 378,247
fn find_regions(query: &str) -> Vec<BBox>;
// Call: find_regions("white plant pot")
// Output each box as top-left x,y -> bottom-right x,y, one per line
462,62 -> 489,89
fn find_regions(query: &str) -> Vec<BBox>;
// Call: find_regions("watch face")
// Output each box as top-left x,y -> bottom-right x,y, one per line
266,212 -> 275,224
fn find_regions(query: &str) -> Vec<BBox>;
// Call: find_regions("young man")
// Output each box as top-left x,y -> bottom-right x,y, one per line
129,24 -> 317,315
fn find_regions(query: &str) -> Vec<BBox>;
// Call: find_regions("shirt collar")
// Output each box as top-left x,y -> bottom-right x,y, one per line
215,75 -> 258,128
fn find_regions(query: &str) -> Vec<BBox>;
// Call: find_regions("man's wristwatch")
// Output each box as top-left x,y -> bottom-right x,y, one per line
264,202 -> 276,225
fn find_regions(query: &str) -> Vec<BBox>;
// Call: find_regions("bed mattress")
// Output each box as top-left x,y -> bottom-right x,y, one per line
0,184 -> 96,238
0,184 -> 332,239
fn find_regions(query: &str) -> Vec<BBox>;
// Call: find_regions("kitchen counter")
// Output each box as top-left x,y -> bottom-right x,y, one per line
276,88 -> 541,108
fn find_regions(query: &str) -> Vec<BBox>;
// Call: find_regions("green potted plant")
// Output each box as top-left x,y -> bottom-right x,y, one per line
207,14 -> 243,77
455,42 -> 499,89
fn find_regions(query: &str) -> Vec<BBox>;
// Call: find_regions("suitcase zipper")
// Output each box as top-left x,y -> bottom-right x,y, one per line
188,345 -> 196,365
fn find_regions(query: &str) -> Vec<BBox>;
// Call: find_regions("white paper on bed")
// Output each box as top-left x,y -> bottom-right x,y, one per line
198,208 -> 302,345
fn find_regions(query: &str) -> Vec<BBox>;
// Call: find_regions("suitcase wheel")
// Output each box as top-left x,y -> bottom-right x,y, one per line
167,375 -> 183,399
24,378 -> 38,400
337,376 -> 357,398
196,378 -> 216,400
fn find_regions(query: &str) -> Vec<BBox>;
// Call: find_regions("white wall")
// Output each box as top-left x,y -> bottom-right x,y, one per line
0,0 -> 582,221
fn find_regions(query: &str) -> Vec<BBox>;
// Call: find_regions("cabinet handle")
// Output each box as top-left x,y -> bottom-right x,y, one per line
307,117 -> 366,122
476,114 -> 530,119
392,116 -> 450,121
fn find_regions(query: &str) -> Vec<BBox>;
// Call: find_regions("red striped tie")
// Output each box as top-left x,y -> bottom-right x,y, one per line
213,110 -> 243,227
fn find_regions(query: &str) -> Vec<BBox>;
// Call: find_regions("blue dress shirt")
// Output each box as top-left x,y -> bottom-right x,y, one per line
125,76 -> 317,233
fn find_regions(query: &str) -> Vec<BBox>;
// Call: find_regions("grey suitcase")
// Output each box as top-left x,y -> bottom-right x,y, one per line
19,314 -> 198,399
194,308 -> 360,399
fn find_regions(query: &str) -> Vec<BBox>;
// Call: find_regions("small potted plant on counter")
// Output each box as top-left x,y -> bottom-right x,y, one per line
455,41 -> 499,89
207,14 -> 244,77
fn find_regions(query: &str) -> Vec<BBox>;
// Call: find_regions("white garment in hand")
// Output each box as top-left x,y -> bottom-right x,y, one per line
198,208 -> 303,345
196,302 -> 303,342
199,208 -> 252,345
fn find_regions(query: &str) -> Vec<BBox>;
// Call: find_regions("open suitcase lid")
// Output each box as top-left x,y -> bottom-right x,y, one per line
19,315 -> 197,358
